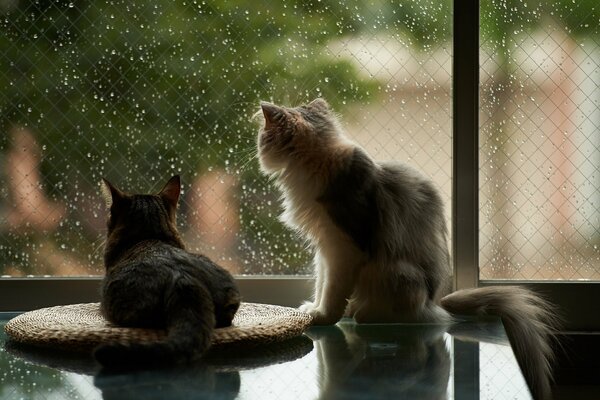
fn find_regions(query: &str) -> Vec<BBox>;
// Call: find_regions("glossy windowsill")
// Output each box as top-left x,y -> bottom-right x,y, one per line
0,316 -> 531,399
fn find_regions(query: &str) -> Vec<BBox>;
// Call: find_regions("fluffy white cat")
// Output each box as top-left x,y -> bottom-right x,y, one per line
256,98 -> 558,399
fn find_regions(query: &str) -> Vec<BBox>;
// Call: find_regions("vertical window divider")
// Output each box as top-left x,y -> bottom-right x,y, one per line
452,0 -> 480,291
452,2 -> 482,397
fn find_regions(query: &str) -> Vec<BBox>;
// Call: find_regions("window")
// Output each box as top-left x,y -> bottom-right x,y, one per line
479,0 -> 600,281
0,1 -> 451,277
2,1 -> 597,329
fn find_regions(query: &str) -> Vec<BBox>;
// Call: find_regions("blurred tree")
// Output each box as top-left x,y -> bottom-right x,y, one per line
0,0 -> 378,184
0,0 -> 379,274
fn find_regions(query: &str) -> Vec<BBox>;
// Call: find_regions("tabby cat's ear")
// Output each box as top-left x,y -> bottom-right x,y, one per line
159,175 -> 181,210
308,98 -> 330,111
101,178 -> 125,208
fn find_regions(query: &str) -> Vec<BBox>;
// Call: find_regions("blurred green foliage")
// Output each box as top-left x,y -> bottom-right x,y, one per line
0,0 -> 382,274
0,0 -> 597,274
0,0 -> 378,185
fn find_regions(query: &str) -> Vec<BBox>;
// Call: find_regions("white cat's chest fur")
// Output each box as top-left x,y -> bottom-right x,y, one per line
277,172 -> 329,242
275,138 -> 358,245
276,169 -> 357,254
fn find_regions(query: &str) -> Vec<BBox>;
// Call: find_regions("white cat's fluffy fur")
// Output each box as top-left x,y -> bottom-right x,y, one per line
257,98 -> 558,399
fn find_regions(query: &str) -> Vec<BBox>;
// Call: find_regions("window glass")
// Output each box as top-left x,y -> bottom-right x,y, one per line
480,1 -> 600,279
0,1 -> 451,276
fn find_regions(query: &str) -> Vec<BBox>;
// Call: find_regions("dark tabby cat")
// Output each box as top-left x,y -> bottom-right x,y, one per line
94,175 -> 240,367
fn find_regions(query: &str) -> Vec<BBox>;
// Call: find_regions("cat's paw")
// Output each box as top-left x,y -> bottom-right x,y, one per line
307,308 -> 339,326
299,301 -> 317,314
299,302 -> 340,325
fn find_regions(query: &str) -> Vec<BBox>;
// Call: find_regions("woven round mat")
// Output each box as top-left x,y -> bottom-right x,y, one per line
4,302 -> 312,353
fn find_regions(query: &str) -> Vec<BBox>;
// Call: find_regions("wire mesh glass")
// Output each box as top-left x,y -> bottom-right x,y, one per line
479,342 -> 531,399
480,0 -> 600,280
0,1 -> 451,276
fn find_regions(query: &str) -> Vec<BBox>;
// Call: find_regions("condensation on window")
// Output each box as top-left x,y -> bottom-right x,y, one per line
0,1 -> 451,276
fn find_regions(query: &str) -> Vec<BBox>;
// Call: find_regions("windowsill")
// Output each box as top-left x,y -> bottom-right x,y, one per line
0,276 -> 313,312
1,278 -> 599,329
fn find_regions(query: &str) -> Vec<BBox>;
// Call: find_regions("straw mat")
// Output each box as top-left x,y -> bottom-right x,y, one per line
4,302 -> 312,352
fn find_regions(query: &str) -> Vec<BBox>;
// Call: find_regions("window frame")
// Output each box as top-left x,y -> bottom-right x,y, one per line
453,0 -> 598,331
0,0 -> 596,330
0,276 -> 313,312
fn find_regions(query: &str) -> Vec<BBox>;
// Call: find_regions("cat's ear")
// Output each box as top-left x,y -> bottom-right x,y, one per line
308,98 -> 330,111
260,101 -> 285,129
101,178 -> 125,208
159,175 -> 181,210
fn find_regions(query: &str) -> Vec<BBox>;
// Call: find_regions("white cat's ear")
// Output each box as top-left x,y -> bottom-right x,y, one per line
308,98 -> 330,111
101,178 -> 124,208
159,175 -> 181,210
260,101 -> 285,129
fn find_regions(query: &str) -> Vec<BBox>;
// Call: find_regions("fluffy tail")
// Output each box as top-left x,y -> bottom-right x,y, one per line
441,286 -> 558,400
94,279 -> 215,368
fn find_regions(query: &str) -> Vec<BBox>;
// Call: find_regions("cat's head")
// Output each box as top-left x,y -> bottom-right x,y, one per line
256,98 -> 343,174
101,175 -> 184,250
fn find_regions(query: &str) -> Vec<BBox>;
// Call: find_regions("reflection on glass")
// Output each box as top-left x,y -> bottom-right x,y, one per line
480,343 -> 531,400
0,1 -> 451,276
2,322 -> 313,400
0,336 -> 100,399
307,321 -> 452,399
2,318 -> 532,399
95,365 -> 240,400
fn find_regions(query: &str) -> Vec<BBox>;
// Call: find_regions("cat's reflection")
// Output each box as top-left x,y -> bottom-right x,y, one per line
307,320 -> 451,400
4,341 -> 241,400
94,364 -> 240,400
94,335 -> 312,399
5,335 -> 313,400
